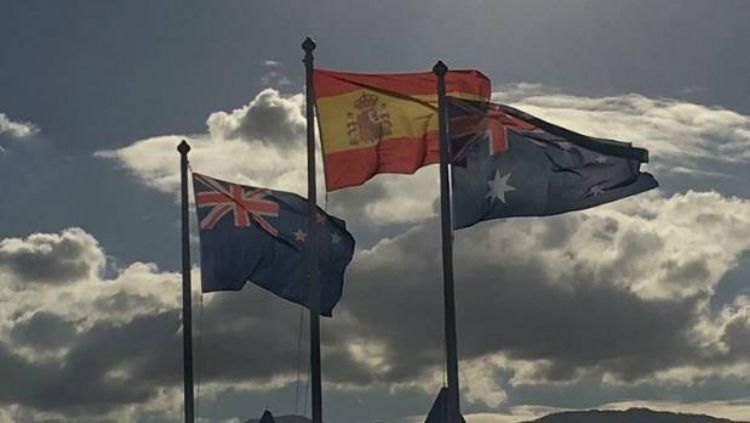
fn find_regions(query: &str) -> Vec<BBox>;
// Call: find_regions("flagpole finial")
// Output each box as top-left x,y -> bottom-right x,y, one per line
178,140 -> 191,155
433,60 -> 448,76
302,37 -> 317,52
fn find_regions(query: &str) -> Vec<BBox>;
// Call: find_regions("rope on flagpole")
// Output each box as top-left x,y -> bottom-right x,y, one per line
303,354 -> 311,417
442,330 -> 448,387
294,306 -> 305,414
195,294 -> 205,419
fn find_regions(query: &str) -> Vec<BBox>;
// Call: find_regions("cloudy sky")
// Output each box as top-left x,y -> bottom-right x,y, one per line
2,1 -> 750,422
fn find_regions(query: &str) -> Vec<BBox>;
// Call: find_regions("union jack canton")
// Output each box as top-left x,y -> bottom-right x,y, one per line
194,173 -> 280,235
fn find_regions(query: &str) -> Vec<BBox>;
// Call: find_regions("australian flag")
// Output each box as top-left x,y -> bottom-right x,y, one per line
449,97 -> 658,229
192,173 -> 355,316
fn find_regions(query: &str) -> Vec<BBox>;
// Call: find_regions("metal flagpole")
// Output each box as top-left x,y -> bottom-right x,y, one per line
302,37 -> 323,423
433,61 -> 461,423
178,140 -> 195,423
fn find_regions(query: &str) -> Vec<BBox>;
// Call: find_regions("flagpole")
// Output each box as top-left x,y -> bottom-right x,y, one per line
302,37 -> 323,423
178,140 -> 195,423
433,61 -> 461,423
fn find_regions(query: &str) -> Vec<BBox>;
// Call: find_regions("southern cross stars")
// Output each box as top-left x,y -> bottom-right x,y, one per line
557,141 -> 575,150
293,228 -> 341,244
586,184 -> 606,197
486,169 -> 515,205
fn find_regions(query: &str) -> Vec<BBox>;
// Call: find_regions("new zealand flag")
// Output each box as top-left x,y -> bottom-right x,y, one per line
449,98 -> 658,229
192,173 -> 355,316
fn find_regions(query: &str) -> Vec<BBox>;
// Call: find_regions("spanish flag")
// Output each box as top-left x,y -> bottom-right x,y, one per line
314,69 -> 491,191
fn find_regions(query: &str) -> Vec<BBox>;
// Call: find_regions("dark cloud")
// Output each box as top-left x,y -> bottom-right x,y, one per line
148,289 -> 363,386
0,347 -> 148,415
2,192 -> 750,419
10,312 -> 77,349
721,314 -> 750,358
0,285 -> 362,416
92,290 -> 163,315
333,216 -> 702,385
0,228 -> 104,285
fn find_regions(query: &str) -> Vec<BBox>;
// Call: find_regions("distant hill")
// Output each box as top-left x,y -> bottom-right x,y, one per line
245,414 -> 311,423
244,408 -> 747,423
524,407 -> 748,423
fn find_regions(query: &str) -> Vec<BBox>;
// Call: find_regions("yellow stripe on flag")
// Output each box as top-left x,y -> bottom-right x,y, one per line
318,90 -> 487,155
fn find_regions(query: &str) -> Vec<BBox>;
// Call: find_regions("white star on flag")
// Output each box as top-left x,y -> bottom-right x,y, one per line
557,141 -> 575,150
587,184 -> 605,197
294,229 -> 307,242
331,232 -> 341,244
486,169 -> 516,205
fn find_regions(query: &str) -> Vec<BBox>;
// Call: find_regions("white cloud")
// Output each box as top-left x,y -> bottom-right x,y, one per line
97,133 -> 310,198
206,89 -> 304,144
494,84 -> 750,176
569,190 -> 750,301
461,355 -> 510,407
260,70 -> 292,88
0,113 -> 39,139
259,61 -> 291,87
98,89 -> 310,198
99,85 -> 750,230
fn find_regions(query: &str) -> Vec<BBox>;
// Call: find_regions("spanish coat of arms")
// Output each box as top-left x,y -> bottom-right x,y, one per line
346,93 -> 392,146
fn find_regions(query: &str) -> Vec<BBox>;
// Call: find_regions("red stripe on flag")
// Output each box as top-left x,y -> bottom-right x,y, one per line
324,133 -> 440,190
313,69 -> 491,98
